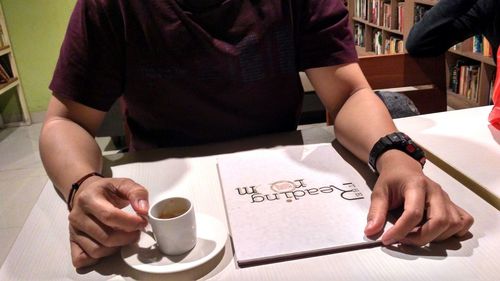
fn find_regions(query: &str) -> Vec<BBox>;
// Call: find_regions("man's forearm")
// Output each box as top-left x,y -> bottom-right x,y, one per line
333,89 -> 396,163
39,117 -> 103,201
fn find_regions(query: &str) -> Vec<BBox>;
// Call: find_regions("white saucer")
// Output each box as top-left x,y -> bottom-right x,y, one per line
121,213 -> 227,274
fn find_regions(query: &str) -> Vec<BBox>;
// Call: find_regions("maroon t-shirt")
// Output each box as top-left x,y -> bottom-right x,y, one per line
50,0 -> 357,151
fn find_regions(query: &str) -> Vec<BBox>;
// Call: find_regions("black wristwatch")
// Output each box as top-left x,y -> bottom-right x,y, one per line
368,132 -> 426,173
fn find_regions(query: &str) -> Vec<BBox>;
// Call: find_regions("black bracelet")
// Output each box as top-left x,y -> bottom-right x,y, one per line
67,172 -> 103,211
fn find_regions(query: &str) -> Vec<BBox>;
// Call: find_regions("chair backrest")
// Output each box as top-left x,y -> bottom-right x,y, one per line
326,53 -> 447,125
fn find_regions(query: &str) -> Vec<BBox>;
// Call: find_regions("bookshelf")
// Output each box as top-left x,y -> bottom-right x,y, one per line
0,2 -> 31,127
349,0 -> 407,55
347,0 -> 496,110
445,40 -> 496,109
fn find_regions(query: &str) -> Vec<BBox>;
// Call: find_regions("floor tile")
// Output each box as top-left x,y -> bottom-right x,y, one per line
0,173 -> 48,228
0,124 -> 42,172
0,227 -> 21,266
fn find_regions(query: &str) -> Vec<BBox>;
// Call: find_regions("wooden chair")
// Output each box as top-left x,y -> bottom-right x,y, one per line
322,53 -> 447,124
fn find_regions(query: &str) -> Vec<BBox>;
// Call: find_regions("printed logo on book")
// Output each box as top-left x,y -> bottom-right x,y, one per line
235,179 -> 364,203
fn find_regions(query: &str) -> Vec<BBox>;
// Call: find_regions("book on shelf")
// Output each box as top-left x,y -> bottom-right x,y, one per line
383,2 -> 391,29
450,60 -> 481,103
397,1 -> 404,32
483,37 -> 492,57
217,144 -> 388,267
373,30 -> 383,54
354,0 -> 368,20
472,35 -> 483,54
449,60 -> 464,93
354,23 -> 365,47
452,35 -> 493,58
368,0 -> 383,26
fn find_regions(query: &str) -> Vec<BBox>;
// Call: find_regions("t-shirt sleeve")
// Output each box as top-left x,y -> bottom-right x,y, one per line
295,0 -> 358,70
49,0 -> 125,111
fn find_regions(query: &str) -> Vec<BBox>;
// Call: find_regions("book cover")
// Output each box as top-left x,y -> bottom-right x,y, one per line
217,144 -> 385,267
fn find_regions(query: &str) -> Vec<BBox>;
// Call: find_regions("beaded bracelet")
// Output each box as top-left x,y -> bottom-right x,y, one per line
67,172 -> 103,211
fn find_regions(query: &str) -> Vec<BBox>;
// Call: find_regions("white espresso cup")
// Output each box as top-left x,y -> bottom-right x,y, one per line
148,197 -> 197,255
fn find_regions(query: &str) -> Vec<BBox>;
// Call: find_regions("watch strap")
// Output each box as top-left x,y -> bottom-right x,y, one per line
368,132 -> 426,173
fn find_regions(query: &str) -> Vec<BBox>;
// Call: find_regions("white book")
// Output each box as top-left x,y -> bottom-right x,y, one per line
217,144 -> 387,267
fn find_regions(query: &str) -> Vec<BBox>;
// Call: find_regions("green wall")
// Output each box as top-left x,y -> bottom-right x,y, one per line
0,0 -> 75,117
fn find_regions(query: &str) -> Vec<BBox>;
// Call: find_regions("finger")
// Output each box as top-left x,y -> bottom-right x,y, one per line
69,226 -> 97,268
70,240 -> 98,269
400,189 -> 449,246
70,212 -> 141,247
365,183 -> 389,236
432,193 -> 464,241
113,178 -> 149,215
72,229 -> 119,259
382,184 -> 426,245
79,194 -> 147,232
453,204 -> 474,237
93,197 -> 147,231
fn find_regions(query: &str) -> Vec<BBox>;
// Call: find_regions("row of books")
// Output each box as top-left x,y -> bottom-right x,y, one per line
372,31 -> 404,55
384,36 -> 405,54
452,35 -> 493,57
449,61 -> 481,103
472,35 -> 493,57
353,0 -> 404,32
0,55 -> 12,83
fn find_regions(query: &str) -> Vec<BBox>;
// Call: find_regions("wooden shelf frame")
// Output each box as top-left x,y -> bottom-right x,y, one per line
0,3 -> 31,126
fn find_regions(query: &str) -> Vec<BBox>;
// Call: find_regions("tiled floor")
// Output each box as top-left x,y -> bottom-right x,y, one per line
0,123 -> 47,266
0,122 -> 119,267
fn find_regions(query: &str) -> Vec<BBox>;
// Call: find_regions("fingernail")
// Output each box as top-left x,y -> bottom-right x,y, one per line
138,200 -> 148,211
365,220 -> 374,231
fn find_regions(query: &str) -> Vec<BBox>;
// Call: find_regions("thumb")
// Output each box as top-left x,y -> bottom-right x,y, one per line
115,179 -> 149,215
365,184 -> 389,237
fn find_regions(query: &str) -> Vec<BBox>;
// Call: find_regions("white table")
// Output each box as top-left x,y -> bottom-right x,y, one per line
1,125 -> 499,280
395,106 -> 500,209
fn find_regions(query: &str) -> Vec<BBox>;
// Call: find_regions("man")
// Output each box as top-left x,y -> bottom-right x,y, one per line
40,0 -> 474,268
406,0 -> 500,127
406,0 -> 499,62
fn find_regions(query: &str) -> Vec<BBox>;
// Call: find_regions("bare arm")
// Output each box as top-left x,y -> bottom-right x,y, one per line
40,95 -> 105,199
305,63 -> 473,246
39,95 -> 148,268
305,62 -> 395,163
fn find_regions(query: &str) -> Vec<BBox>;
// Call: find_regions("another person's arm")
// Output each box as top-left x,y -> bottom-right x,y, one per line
40,96 -> 148,268
306,63 -> 474,246
406,0 -> 488,56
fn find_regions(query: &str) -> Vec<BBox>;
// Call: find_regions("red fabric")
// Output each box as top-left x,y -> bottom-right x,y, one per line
489,48 -> 500,129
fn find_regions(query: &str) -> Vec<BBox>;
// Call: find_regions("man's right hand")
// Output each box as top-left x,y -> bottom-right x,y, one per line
67,177 -> 149,268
